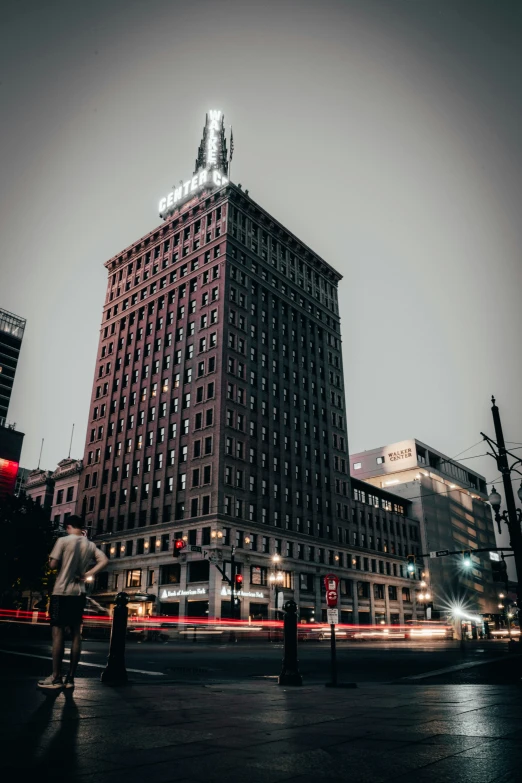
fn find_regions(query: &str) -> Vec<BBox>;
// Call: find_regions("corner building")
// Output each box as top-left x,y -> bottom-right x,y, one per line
79,113 -> 422,623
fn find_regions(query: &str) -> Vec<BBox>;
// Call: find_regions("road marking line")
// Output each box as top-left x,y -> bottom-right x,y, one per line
0,649 -> 165,676
399,655 -> 520,681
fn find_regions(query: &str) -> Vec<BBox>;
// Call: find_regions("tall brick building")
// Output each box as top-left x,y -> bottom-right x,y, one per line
79,111 -> 422,622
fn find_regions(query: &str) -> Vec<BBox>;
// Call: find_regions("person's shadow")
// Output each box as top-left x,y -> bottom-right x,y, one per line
40,692 -> 80,776
7,691 -> 80,777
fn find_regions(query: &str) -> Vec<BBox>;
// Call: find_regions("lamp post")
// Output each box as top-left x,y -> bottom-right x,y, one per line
482,397 -> 522,639
269,570 -> 284,614
489,483 -> 522,636
417,590 -> 432,620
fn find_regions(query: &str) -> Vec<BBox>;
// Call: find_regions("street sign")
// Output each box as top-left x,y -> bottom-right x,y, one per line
190,545 -> 202,553
277,591 -> 284,610
324,574 -> 340,607
429,549 -> 449,558
327,608 -> 339,625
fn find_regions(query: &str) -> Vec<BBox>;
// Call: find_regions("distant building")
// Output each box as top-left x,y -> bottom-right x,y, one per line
0,424 -> 24,498
24,468 -> 54,511
0,308 -> 26,426
350,439 -> 498,616
14,466 -> 30,496
49,458 -> 83,529
0,308 -> 26,497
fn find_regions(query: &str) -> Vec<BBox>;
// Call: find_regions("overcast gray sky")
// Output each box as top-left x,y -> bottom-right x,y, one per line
1,0 -> 521,516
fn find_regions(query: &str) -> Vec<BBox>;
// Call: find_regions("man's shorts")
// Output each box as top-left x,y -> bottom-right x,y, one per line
49,595 -> 86,628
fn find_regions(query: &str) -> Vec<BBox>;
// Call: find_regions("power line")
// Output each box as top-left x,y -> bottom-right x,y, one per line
452,440 -> 485,460
457,446 -> 522,462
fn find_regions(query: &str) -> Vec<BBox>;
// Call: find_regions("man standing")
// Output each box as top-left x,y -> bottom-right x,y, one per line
38,515 -> 108,692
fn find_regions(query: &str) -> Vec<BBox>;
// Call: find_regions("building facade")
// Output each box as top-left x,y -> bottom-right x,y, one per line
0,424 -> 24,498
351,439 -> 498,616
78,111 -> 423,622
0,308 -> 26,427
14,466 -> 31,496
50,458 -> 82,529
0,308 -> 26,496
24,468 -> 55,511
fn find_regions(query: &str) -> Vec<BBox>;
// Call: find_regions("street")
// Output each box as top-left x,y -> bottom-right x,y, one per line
0,632 -> 518,685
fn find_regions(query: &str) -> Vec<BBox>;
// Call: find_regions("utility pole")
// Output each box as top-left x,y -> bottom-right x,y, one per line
482,396 -> 522,638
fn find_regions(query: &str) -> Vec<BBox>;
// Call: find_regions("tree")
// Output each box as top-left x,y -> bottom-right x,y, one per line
0,493 -> 55,608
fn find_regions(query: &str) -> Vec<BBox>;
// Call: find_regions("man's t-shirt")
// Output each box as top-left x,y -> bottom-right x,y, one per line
50,534 -> 104,596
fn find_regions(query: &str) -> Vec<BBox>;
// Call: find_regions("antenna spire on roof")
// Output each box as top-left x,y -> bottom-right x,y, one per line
194,110 -> 228,176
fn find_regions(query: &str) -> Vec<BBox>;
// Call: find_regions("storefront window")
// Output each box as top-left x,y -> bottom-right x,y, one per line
250,603 -> 268,620
299,606 -> 316,623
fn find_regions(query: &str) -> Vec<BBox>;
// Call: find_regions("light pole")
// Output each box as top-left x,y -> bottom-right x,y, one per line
498,593 -> 513,641
269,554 -> 284,613
482,397 -> 522,638
489,483 -> 522,637
269,571 -> 284,612
417,589 -> 432,620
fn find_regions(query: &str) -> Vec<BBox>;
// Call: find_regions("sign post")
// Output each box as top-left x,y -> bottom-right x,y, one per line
323,574 -> 356,689
324,574 -> 339,687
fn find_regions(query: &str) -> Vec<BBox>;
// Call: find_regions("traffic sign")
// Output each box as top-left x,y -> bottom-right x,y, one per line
327,608 -> 339,625
324,574 -> 340,607
429,549 -> 449,558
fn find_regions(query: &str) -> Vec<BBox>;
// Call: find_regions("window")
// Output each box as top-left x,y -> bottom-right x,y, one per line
251,566 -> 268,586
187,560 -> 210,582
299,573 -> 314,592
376,456 -> 385,465
353,462 -> 362,470
126,569 -> 141,588
160,564 -> 180,584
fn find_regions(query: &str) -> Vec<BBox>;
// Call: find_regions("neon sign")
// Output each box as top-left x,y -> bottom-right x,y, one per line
207,110 -> 221,166
159,108 -> 228,217
159,168 -> 228,216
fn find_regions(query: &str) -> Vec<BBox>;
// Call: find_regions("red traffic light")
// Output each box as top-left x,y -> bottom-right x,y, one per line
235,573 -> 243,586
173,539 -> 186,557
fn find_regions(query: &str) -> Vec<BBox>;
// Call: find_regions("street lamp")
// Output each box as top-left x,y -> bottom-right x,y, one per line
489,484 -> 522,535
269,555 -> 284,615
417,590 -> 432,619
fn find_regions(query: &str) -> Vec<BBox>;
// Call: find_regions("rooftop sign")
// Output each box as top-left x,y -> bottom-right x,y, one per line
159,168 -> 228,217
159,109 -> 229,218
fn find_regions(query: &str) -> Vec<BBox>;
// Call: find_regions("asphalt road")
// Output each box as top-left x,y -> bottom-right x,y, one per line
0,630 -> 516,685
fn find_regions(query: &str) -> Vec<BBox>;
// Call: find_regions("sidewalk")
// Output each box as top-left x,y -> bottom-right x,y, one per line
2,667 -> 522,783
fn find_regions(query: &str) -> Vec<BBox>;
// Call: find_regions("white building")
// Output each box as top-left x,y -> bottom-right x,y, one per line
351,439 -> 498,616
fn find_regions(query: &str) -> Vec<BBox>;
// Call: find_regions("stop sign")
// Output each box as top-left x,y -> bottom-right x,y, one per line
324,574 -> 340,608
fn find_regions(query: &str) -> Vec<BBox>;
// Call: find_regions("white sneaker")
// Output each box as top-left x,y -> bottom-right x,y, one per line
37,675 -> 63,691
63,676 -> 75,690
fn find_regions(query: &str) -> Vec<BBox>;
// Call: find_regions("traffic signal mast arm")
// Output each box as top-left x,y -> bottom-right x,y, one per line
211,561 -> 232,586
419,546 -> 513,559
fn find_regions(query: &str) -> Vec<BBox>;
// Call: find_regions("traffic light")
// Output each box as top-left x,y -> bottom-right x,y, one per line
462,551 -> 472,569
234,573 -> 243,588
173,539 -> 186,558
407,555 -> 415,574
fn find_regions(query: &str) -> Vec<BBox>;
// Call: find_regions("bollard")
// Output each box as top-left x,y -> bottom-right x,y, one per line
101,592 -> 130,684
278,600 -> 303,686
